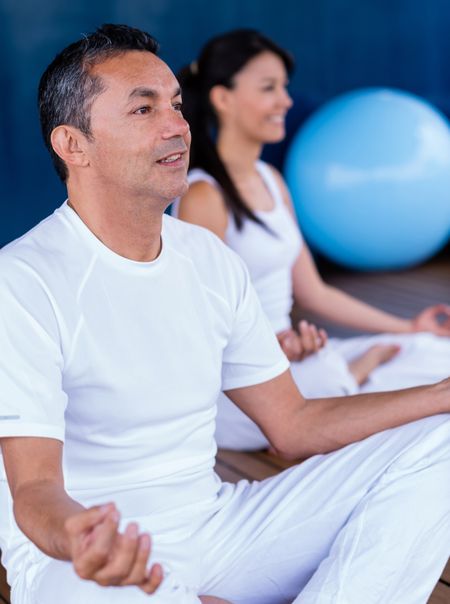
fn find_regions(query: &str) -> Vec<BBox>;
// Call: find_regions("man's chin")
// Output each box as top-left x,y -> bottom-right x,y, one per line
157,180 -> 189,210
170,177 -> 189,200
137,174 -> 189,207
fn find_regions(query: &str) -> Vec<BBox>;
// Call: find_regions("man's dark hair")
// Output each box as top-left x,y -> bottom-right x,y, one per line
38,24 -> 159,182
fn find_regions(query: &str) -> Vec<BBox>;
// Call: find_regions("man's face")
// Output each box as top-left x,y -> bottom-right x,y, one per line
84,51 -> 191,203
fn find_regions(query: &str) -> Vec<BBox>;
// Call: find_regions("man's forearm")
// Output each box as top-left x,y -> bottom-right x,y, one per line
278,380 -> 449,460
13,480 -> 85,560
12,479 -> 162,592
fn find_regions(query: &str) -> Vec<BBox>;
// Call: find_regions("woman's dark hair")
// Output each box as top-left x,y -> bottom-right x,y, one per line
38,24 -> 159,182
178,29 -> 294,230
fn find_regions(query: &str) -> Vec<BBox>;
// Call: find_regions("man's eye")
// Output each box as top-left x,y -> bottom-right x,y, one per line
173,103 -> 183,112
134,106 -> 151,115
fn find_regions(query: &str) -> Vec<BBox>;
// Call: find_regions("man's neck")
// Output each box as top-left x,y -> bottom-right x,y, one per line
67,188 -> 165,262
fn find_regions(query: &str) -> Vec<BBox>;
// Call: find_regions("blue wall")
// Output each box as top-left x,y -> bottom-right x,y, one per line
1,0 -> 450,245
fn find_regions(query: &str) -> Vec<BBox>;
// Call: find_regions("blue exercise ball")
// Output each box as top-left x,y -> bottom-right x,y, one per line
285,88 -> 450,270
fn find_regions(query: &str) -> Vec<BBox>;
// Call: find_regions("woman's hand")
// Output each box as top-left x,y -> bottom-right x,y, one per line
411,304 -> 450,337
277,321 -> 328,361
65,503 -> 163,594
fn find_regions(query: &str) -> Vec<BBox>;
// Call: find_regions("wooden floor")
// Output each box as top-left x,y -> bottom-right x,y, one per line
0,253 -> 448,603
216,252 -> 450,604
0,562 -> 8,604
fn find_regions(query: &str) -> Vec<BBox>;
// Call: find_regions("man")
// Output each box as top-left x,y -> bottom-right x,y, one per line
0,24 -> 449,604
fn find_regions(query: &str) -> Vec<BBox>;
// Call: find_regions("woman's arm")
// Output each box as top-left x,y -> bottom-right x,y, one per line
177,181 -> 229,241
291,245 -> 413,333
271,167 -> 449,335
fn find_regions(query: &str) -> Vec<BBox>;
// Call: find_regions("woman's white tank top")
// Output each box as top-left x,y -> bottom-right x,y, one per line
172,161 -> 303,333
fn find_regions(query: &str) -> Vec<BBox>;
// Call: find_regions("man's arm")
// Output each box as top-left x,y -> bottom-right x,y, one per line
225,370 -> 450,460
1,437 -> 162,593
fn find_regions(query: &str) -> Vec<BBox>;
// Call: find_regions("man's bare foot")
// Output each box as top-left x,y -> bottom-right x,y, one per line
348,344 -> 401,386
200,598 -> 232,603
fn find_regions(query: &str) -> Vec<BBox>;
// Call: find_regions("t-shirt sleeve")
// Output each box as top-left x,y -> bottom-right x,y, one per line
221,256 -> 289,391
0,262 -> 67,441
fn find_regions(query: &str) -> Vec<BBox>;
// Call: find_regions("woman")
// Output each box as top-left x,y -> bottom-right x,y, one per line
173,29 -> 450,450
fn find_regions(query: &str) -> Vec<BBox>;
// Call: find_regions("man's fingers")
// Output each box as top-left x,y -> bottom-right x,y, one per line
93,522 -> 142,586
72,516 -> 163,591
65,503 -> 116,537
73,511 -> 120,579
139,562 -> 164,595
120,533 -> 153,586
121,533 -> 152,585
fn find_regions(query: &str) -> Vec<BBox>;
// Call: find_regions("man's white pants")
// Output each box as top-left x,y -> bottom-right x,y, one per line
14,414 -> 450,604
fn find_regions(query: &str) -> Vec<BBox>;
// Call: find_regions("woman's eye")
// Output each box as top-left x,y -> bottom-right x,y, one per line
173,103 -> 183,112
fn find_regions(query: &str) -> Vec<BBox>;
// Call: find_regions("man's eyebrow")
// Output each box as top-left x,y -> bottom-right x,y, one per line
128,86 -> 182,100
128,87 -> 157,100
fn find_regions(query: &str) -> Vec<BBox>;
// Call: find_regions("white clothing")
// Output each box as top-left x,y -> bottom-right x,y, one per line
12,415 -> 450,604
0,203 -> 288,594
175,163 -> 450,450
1,202 -> 449,604
172,161 -> 303,333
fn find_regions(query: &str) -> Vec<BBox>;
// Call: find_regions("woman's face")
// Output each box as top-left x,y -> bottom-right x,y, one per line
216,51 -> 293,144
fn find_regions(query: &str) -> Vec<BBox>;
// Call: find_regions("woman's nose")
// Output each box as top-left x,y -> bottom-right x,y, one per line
282,88 -> 293,108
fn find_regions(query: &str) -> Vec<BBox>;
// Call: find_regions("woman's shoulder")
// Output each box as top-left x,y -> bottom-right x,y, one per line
257,160 -> 295,214
257,160 -> 286,191
184,170 -> 226,207
188,168 -> 219,188
175,170 -> 228,240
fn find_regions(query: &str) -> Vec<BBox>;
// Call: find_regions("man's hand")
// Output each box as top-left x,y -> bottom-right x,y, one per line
411,304 -> 450,337
277,321 -> 328,361
65,503 -> 163,594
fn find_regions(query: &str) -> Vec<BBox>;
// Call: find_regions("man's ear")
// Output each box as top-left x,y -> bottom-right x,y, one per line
209,85 -> 233,116
50,125 -> 91,170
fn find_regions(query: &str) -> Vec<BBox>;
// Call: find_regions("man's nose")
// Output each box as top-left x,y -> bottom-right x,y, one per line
161,110 -> 190,140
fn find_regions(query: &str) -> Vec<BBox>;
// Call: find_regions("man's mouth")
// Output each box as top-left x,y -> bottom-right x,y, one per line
158,153 -> 182,164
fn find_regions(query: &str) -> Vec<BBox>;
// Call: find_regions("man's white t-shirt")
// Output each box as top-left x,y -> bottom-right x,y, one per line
0,202 -> 288,581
